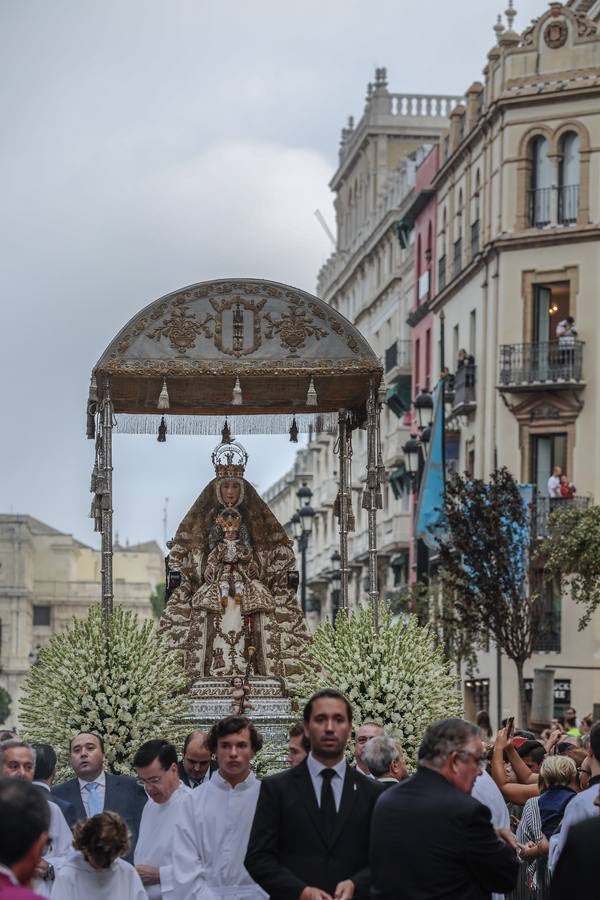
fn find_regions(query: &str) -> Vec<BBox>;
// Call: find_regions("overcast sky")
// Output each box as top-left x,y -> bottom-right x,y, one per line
0,0 -> 543,549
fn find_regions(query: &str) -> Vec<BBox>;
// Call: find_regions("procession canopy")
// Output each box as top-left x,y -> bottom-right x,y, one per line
91,278 -> 383,435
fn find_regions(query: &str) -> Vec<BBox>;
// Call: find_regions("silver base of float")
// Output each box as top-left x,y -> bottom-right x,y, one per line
184,677 -> 294,746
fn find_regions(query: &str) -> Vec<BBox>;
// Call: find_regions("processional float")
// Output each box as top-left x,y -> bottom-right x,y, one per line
87,278 -> 385,738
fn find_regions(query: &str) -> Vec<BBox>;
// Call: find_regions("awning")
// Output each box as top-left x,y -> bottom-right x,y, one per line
389,463 -> 411,500
386,377 -> 411,418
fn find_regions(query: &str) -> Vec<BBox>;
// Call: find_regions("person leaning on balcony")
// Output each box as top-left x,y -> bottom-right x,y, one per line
547,466 -> 562,498
556,316 -> 577,374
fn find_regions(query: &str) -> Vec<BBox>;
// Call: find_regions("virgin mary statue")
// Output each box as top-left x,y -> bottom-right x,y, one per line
159,439 -> 313,685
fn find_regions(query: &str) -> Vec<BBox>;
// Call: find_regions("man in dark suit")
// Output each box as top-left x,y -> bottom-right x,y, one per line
32,743 -> 75,824
550,812 -> 600,898
177,730 -> 217,788
245,688 -> 382,900
51,731 -> 146,858
370,717 -> 518,900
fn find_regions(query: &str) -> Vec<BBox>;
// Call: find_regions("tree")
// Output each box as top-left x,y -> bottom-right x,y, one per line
19,605 -> 188,780
537,503 -> 600,629
296,604 -> 462,768
0,686 -> 11,724
437,468 -> 541,727
150,582 -> 166,619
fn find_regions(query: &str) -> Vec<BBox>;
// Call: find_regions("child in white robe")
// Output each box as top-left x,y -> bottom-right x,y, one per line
52,811 -> 146,900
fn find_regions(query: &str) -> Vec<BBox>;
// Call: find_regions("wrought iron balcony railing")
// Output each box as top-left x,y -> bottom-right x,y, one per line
498,341 -> 584,388
384,339 -> 412,374
452,364 -> 476,414
532,494 -> 590,540
529,187 -> 552,228
471,220 -> 480,258
558,184 -> 579,225
438,255 -> 446,292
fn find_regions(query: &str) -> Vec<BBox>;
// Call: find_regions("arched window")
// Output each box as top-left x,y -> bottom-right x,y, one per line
453,190 -> 463,277
472,171 -> 481,257
529,136 -> 552,227
438,208 -> 447,291
558,131 -> 581,225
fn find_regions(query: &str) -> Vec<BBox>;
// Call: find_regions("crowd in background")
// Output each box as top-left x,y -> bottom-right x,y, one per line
0,697 -> 597,899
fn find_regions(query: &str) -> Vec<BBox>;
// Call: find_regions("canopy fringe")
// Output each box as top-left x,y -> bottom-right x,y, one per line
114,412 -> 339,436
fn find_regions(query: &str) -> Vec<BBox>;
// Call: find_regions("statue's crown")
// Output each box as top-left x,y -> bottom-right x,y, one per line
212,440 -> 248,479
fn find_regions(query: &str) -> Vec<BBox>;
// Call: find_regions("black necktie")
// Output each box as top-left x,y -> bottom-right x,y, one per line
320,768 -> 337,838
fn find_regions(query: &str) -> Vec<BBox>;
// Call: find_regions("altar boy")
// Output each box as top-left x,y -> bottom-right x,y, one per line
171,716 -> 267,900
133,740 -> 191,898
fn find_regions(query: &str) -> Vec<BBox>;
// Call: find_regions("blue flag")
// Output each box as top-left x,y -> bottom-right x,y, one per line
415,381 -> 446,551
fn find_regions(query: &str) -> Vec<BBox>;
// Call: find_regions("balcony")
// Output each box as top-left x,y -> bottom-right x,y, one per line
532,494 -> 590,540
558,184 -> 579,226
498,342 -> 584,391
453,238 -> 462,278
471,220 -> 480,258
529,187 -> 552,228
384,340 -> 412,381
452,364 -> 476,416
438,255 -> 446,292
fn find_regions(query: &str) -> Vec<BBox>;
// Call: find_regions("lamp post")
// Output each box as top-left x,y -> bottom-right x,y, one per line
292,482 -> 315,615
330,549 -> 341,622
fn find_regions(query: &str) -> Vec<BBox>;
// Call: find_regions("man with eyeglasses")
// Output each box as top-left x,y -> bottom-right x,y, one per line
133,739 -> 191,898
370,717 -> 518,899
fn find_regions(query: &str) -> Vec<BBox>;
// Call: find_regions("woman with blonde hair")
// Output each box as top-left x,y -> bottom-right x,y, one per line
516,755 -> 577,898
52,812 -> 146,900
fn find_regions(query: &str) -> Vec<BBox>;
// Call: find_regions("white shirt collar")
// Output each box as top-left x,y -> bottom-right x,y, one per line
78,770 -> 106,790
307,751 -> 347,781
33,780 -> 51,791
212,769 -> 256,791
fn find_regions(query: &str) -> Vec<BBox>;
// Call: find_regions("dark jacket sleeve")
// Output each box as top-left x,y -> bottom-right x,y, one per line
464,801 -> 519,894
244,778 -> 307,900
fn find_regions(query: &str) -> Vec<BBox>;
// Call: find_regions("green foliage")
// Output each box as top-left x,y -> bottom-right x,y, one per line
538,503 -> 600,629
19,605 -> 188,780
0,686 -> 11,724
295,603 -> 462,768
150,582 -> 166,619
253,740 -> 287,777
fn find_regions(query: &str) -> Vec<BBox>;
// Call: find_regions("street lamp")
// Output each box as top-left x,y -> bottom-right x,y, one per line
330,549 -> 341,622
402,435 -> 421,479
414,389 -> 433,429
293,482 -> 315,615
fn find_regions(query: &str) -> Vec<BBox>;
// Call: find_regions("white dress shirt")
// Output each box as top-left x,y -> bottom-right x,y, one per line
32,781 -> 74,898
306,752 -> 347,812
78,770 -> 106,815
472,771 -> 511,900
171,770 -> 267,899
134,782 -> 191,899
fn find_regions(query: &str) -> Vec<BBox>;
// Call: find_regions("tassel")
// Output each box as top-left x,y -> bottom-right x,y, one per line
157,379 -> 170,410
306,377 -> 318,407
346,492 -> 355,532
157,417 -> 167,442
232,376 -> 243,406
86,411 -> 96,440
221,419 -> 232,444
86,375 -> 98,439
90,464 -> 98,494
89,374 -> 98,404
289,417 -> 299,443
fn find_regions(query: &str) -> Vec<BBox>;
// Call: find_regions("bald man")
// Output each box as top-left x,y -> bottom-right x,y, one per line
178,731 -> 217,788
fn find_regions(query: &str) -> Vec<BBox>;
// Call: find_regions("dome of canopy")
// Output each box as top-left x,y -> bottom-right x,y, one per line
94,278 -> 382,421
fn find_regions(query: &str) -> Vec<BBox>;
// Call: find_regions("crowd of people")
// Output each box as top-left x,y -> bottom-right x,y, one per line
0,694 -> 597,899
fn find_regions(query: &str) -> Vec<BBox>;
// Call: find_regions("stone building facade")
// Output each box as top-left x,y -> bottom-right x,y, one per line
427,0 -> 600,722
0,514 -> 163,728
264,71 -> 460,622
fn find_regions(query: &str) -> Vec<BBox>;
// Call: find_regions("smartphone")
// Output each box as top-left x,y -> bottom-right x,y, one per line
506,716 -> 515,739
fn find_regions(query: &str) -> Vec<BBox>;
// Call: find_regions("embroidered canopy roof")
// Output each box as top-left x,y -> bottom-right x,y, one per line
92,278 -> 382,432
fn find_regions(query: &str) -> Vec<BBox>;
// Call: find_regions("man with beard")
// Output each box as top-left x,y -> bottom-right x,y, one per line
245,689 -> 382,900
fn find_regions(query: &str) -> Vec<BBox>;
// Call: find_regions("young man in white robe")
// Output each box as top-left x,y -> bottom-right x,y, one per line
171,715 -> 267,900
133,739 -> 192,899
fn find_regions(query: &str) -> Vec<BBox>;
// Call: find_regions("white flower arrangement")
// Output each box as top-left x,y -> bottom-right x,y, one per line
19,605 -> 189,781
295,604 -> 463,768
